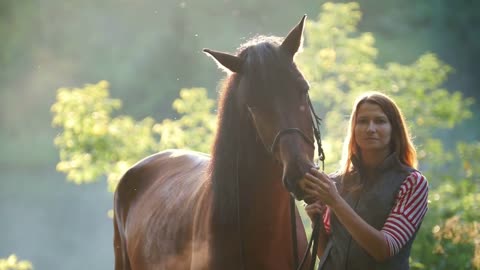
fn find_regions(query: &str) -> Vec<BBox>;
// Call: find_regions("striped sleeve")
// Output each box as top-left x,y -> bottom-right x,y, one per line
323,207 -> 331,234
381,171 -> 429,256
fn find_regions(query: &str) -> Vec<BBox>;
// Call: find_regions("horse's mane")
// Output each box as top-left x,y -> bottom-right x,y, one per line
207,35 -> 293,265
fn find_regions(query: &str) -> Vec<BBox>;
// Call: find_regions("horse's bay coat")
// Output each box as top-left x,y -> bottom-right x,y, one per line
114,15 -> 315,270
114,150 -> 211,269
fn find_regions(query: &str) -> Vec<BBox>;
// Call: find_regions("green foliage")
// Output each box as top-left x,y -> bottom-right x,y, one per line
0,255 -> 32,270
298,2 -> 474,173
154,88 -> 217,154
415,141 -> 480,269
458,141 -> 480,180
51,2 -> 478,268
51,81 -> 157,191
298,3 -> 478,268
51,81 -> 215,191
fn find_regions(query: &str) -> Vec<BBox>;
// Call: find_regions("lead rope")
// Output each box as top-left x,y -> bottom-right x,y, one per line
308,94 -> 325,165
291,196 -> 299,268
293,95 -> 325,270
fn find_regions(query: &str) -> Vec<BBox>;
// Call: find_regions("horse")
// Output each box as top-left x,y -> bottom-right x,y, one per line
113,15 -> 319,270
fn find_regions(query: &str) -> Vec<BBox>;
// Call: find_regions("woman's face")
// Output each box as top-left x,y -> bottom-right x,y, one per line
354,102 -> 392,154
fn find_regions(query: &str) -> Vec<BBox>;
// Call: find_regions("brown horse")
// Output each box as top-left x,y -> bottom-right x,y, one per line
114,16 -> 318,270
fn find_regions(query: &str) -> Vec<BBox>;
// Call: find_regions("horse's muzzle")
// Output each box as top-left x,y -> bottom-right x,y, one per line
282,164 -> 314,201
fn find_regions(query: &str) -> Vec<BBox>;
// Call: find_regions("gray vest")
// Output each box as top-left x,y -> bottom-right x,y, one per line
320,153 -> 418,270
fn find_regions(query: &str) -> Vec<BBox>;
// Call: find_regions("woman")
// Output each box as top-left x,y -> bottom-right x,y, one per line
303,92 -> 428,269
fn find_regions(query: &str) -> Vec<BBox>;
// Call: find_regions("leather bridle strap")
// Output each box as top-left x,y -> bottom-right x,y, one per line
290,196 -> 299,268
242,95 -> 325,270
293,209 -> 322,270
292,94 -> 325,270
270,128 -> 315,154
308,94 -> 325,165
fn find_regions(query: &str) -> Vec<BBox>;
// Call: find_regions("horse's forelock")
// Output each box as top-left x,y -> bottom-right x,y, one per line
237,37 -> 295,99
237,35 -> 282,53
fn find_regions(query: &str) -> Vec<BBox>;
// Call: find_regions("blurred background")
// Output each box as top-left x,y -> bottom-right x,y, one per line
1,0 -> 479,269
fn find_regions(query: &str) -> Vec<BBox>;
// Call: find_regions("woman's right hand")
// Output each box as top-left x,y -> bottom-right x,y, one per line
305,200 -> 330,258
304,200 -> 326,224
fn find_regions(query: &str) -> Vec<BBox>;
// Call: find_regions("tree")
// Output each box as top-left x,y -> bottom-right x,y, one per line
51,81 -> 215,192
51,2 -> 479,268
295,3 -> 478,268
0,255 -> 32,270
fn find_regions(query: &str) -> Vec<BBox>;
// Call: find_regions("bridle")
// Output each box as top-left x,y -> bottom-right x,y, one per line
237,94 -> 326,270
283,95 -> 325,270
269,94 -> 325,165
270,128 -> 315,155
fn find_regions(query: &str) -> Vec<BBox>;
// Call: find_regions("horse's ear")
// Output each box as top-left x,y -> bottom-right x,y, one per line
280,15 -> 307,57
203,48 -> 243,73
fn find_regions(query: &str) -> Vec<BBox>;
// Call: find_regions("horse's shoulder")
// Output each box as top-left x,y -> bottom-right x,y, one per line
158,149 -> 211,163
114,149 -> 210,214
116,149 -> 209,193
122,149 -> 208,175
140,149 -> 209,167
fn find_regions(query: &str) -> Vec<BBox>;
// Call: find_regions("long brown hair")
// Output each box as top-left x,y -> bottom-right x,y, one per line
339,92 -> 417,178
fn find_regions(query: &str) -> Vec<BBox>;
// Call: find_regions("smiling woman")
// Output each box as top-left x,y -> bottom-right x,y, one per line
303,91 -> 429,270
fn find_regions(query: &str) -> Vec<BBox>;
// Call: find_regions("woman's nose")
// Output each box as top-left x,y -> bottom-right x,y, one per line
366,121 -> 376,132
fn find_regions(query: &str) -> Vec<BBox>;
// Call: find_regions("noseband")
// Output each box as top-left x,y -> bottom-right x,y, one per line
270,128 -> 315,154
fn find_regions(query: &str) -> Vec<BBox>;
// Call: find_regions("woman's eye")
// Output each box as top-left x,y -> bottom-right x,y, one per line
357,119 -> 368,124
375,118 -> 387,124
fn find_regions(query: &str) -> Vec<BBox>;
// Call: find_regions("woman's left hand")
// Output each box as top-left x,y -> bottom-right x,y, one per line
304,168 -> 341,207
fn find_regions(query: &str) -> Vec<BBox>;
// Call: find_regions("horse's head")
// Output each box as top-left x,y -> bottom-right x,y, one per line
204,15 -> 317,202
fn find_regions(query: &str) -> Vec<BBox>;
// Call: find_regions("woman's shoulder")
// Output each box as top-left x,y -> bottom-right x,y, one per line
405,170 -> 428,185
396,158 -> 428,184
398,170 -> 429,196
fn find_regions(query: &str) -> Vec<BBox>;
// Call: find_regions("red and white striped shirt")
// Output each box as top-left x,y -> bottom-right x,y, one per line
322,171 -> 428,256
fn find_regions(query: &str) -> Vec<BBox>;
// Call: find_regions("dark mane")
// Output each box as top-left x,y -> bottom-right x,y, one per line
207,36 -> 292,265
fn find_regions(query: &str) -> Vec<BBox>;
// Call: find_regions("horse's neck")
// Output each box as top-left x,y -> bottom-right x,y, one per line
209,105 -> 295,269
234,137 -> 294,268
237,127 -> 287,205
238,161 -> 291,241
238,149 -> 287,212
